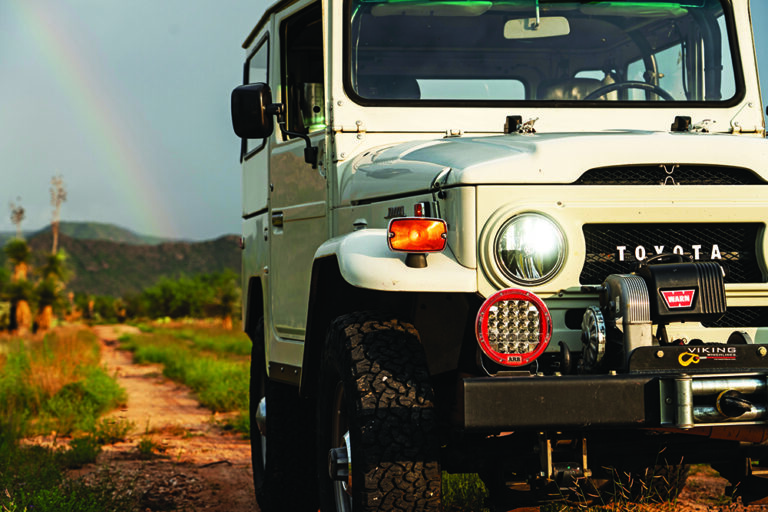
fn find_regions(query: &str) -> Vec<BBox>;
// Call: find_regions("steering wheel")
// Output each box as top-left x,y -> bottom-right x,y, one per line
584,81 -> 675,101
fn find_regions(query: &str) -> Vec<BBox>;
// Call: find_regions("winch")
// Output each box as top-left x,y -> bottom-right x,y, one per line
579,258 -> 768,429
581,259 -> 727,372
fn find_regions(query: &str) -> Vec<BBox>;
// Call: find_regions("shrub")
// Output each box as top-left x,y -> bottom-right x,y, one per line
59,436 -> 102,469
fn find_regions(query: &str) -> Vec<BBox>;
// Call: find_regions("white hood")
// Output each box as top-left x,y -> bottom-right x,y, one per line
340,131 -> 768,204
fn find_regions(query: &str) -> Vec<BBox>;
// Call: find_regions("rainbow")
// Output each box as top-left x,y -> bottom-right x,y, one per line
8,0 -> 177,236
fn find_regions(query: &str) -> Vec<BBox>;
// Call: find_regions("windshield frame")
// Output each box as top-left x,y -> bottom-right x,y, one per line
342,0 -> 746,108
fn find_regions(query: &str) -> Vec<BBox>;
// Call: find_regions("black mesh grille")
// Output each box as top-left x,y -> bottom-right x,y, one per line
575,165 -> 764,186
702,308 -> 768,328
580,223 -> 764,285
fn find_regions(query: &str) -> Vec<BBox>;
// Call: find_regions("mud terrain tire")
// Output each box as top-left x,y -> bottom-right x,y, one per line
251,319 -> 317,512
317,312 -> 441,511
249,320 -> 266,493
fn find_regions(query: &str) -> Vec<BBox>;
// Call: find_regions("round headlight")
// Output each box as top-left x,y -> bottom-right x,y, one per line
495,213 -> 565,285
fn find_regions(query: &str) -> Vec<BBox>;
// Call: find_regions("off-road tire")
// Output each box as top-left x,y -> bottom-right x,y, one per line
317,312 -> 441,511
249,319 -> 267,493
251,318 -> 317,512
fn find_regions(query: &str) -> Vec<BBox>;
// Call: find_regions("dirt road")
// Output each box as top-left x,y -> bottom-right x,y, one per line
87,325 -> 259,512
79,325 -> 766,512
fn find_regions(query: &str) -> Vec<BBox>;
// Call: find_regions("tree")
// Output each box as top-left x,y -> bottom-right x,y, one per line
41,250 -> 71,282
36,251 -> 71,330
9,198 -> 25,240
4,239 -> 30,282
207,271 -> 240,329
50,175 -> 67,254
4,238 -> 33,334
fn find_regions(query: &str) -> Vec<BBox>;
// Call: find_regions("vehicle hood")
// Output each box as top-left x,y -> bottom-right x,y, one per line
340,131 -> 768,204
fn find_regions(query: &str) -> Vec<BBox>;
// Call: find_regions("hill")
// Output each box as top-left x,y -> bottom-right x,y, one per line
25,231 -> 240,297
0,221 -> 174,247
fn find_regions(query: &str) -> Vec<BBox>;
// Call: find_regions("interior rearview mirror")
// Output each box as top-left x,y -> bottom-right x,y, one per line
504,16 -> 570,39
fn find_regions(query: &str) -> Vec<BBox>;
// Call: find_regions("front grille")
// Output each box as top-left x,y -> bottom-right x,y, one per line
580,223 -> 764,285
575,165 -> 764,185
702,308 -> 768,328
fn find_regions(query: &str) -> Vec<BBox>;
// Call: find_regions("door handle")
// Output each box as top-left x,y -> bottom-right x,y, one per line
271,211 -> 284,228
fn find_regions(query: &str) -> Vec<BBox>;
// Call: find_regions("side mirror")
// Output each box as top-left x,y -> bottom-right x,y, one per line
231,83 -> 274,139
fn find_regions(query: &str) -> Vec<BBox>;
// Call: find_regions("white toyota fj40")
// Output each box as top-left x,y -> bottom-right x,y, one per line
231,0 -> 768,510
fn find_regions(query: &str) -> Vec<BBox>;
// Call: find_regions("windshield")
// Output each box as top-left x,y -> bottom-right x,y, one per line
347,0 -> 739,104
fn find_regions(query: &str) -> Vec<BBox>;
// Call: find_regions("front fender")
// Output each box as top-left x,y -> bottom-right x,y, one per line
314,229 -> 477,292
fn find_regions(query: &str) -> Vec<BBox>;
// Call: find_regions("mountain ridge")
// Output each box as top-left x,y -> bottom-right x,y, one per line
2,222 -> 240,297
0,221 -> 210,247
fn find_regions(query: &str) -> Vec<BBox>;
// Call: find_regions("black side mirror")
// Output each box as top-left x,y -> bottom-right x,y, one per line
231,83 -> 274,139
231,82 -> 319,169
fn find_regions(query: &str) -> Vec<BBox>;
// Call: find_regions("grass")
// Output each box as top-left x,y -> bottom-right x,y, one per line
119,324 -> 251,434
0,327 -> 138,511
0,327 -> 126,436
443,473 -> 490,512
1,442 -> 135,512
441,463 -> 701,512
136,437 -> 162,459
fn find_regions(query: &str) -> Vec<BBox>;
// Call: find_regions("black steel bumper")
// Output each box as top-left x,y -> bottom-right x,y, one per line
462,346 -> 768,432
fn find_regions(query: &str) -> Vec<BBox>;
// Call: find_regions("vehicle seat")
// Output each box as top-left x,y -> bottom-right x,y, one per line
539,78 -> 603,100
356,75 -> 421,99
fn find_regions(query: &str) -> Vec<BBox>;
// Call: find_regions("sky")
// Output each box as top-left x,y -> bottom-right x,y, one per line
0,0 -> 269,240
0,1 -> 767,241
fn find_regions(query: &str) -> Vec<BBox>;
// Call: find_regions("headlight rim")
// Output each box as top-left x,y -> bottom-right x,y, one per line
493,212 -> 566,286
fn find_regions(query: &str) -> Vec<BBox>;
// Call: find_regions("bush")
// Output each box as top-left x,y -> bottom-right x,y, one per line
41,368 -> 126,434
59,435 -> 102,469
92,417 -> 134,444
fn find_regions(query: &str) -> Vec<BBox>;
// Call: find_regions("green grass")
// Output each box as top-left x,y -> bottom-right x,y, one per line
442,473 -> 490,512
120,325 -> 251,434
0,328 -> 138,511
0,441 -> 138,511
0,328 -> 126,436
166,326 -> 252,356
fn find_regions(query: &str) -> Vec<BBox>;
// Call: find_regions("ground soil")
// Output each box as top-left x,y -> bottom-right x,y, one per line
42,325 -> 768,512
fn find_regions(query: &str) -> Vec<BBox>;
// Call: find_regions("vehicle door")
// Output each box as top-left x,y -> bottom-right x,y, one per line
269,1 -> 328,344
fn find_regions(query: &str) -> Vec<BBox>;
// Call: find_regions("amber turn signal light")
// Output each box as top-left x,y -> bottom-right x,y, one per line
387,218 -> 447,253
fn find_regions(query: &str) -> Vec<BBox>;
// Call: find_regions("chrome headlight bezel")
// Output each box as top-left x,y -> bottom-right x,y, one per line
493,213 -> 566,286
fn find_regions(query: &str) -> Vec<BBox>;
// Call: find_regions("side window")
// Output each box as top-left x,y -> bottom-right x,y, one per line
281,4 -> 324,138
244,38 -> 269,155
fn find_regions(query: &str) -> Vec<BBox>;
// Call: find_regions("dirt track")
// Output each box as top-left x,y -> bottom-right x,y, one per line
84,325 -> 258,512
64,325 -> 767,512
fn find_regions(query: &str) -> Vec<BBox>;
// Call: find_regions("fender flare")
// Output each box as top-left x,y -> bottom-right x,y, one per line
313,229 -> 477,292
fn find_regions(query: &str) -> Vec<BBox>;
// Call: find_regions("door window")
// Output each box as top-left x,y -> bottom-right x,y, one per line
281,4 -> 324,137
244,38 -> 269,155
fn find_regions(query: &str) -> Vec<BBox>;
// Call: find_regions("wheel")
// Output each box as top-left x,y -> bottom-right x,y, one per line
249,319 -> 267,492
317,313 -> 441,511
250,318 -> 318,512
583,81 -> 675,101
715,459 -> 768,505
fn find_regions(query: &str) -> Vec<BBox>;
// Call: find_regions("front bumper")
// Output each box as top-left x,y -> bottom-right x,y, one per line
462,345 -> 768,432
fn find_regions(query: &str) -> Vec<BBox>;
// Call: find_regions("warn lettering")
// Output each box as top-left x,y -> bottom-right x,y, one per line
661,289 -> 696,309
